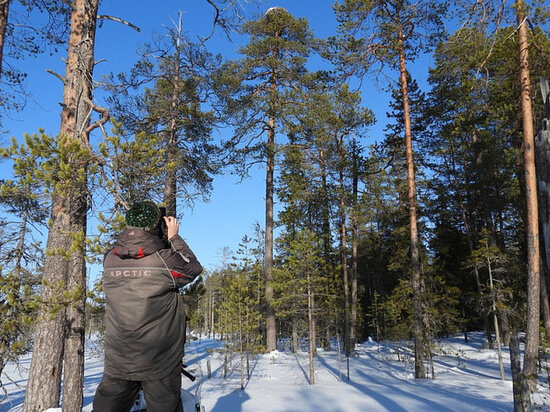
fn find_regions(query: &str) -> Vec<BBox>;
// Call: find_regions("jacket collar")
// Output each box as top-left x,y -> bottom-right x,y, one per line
112,229 -> 166,259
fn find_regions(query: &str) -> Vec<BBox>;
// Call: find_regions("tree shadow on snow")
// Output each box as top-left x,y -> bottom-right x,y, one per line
293,353 -> 311,384
209,389 -> 250,412
0,387 -> 26,412
315,354 -> 409,411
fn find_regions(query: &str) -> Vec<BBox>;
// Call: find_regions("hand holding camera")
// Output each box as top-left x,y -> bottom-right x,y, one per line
163,216 -> 179,240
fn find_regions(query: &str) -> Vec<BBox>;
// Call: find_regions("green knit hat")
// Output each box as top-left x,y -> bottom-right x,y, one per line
125,201 -> 161,232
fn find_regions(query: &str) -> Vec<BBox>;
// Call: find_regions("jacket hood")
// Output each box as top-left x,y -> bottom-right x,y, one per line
112,229 -> 167,259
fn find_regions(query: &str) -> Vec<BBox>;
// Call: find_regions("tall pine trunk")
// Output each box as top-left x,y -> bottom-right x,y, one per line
319,146 -> 333,351
24,1 -> 98,410
265,111 -> 276,352
397,27 -> 425,379
337,133 -> 351,356
163,21 -> 182,217
516,0 -> 540,400
350,138 -> 359,351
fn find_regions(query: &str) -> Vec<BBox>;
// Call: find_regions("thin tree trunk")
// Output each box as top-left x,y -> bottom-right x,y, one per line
541,269 -> 550,336
307,271 -> 315,385
292,319 -> 298,353
337,134 -> 351,356
397,28 -> 425,379
163,18 -> 183,217
265,111 -> 276,352
510,331 -> 531,412
487,255 -> 505,380
0,0 -> 10,78
350,138 -> 359,350
319,146 -> 332,351
516,0 -> 540,397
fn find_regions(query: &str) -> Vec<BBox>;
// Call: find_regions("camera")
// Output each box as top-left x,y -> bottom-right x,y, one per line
158,206 -> 168,239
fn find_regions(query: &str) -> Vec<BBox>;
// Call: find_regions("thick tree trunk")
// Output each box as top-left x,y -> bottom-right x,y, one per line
61,2 -> 98,410
63,230 -> 87,412
397,29 -> 425,379
516,0 -> 540,398
23,197 -> 69,412
24,1 -> 98,411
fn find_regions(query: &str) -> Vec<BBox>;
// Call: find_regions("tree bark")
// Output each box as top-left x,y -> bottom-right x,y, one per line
319,146 -> 332,351
397,27 -> 425,379
541,269 -> 550,336
337,133 -> 351,356
509,331 -> 531,412
23,197 -> 69,412
0,0 -> 10,78
350,138 -> 359,351
24,1 -> 98,411
265,111 -> 276,352
516,0 -> 540,398
163,20 -> 182,217
307,271 -> 316,385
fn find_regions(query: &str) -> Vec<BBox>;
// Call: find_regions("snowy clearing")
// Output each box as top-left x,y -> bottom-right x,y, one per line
1,332 -> 550,411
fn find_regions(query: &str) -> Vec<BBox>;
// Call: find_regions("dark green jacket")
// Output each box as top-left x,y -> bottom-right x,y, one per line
102,229 -> 202,380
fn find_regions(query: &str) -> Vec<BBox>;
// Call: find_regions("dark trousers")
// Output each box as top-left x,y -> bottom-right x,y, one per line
92,362 -> 183,412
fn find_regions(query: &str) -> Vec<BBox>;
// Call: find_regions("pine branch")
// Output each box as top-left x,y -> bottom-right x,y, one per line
97,15 -> 141,32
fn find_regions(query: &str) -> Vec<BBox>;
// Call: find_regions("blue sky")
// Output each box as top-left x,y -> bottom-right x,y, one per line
3,0 -> 427,274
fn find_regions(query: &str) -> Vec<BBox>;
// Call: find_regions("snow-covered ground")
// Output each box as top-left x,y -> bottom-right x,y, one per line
1,332 -> 550,411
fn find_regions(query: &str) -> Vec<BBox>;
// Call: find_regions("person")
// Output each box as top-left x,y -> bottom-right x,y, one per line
93,201 -> 203,412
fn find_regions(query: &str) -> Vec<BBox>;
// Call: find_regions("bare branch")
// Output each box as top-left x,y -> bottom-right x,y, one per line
83,95 -> 110,139
46,69 -> 66,84
97,15 -> 141,32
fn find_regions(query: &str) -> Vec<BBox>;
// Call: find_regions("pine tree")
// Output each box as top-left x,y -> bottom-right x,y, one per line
515,1 -> 540,403
214,7 -> 318,351
273,229 -> 327,384
0,177 -> 48,390
332,0 -> 447,378
103,14 -> 221,214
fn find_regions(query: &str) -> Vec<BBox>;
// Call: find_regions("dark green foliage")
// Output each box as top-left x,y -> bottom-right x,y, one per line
214,7 -> 318,174
102,18 -> 222,208
330,0 -> 448,75
0,169 -> 48,385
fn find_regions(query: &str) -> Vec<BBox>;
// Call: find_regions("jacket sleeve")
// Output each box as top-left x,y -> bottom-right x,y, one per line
158,234 -> 203,287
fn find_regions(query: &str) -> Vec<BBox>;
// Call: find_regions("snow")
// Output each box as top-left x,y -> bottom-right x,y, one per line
2,332 -> 550,412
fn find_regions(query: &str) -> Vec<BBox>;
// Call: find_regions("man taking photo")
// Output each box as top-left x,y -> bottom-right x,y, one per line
93,201 -> 203,412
